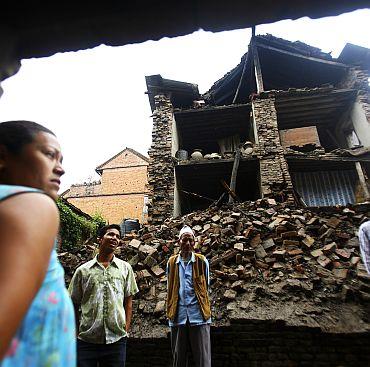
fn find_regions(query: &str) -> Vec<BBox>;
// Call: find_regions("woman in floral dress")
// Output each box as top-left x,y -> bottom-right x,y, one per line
0,120 -> 76,366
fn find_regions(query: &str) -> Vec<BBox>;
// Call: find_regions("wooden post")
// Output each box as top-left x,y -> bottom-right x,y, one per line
355,162 -> 370,200
251,42 -> 264,93
228,148 -> 241,203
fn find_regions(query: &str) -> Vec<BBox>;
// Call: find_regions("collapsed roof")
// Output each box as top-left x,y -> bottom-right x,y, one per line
203,34 -> 356,106
146,35 -> 369,110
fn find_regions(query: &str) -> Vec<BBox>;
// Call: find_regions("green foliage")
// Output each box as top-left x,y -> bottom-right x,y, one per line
57,199 -> 106,251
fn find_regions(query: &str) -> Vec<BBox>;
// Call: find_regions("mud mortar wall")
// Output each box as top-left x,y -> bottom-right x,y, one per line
127,320 -> 370,366
147,94 -> 175,224
252,97 -> 293,200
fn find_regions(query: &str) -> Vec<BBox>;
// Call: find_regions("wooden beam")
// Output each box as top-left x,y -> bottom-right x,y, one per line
277,104 -> 347,115
276,98 -> 355,112
255,41 -> 349,68
275,88 -> 356,104
179,189 -> 215,202
277,110 -> 341,119
252,42 -> 264,93
278,119 -> 335,127
221,180 -> 238,201
228,148 -> 241,203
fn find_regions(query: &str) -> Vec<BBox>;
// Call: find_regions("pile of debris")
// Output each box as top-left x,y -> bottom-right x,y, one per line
59,199 -> 370,336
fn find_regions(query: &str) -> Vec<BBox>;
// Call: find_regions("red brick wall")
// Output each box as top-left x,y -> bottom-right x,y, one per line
67,193 -> 147,224
64,149 -> 149,223
101,166 -> 148,195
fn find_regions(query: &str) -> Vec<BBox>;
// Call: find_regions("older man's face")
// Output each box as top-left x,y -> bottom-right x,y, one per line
179,233 -> 195,253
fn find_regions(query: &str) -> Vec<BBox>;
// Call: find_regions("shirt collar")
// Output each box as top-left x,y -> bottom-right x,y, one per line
176,252 -> 195,264
89,254 -> 119,268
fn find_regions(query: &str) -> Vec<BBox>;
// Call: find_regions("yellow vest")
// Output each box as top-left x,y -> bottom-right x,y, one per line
166,253 -> 211,322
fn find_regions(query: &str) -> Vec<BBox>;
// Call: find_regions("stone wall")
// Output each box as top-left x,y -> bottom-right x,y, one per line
127,320 -> 370,366
147,94 -> 175,224
252,97 -> 293,200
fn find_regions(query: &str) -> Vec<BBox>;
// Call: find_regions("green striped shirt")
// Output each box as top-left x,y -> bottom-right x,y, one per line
68,255 -> 139,344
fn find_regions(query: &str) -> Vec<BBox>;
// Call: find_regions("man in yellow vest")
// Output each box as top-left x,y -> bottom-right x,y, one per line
166,225 -> 211,367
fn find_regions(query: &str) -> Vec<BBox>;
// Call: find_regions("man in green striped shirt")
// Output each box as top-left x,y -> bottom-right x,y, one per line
69,224 -> 139,367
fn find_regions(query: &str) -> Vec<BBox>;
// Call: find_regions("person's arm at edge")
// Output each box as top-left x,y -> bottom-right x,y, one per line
72,303 -> 80,336
68,269 -> 83,336
204,257 -> 210,288
359,223 -> 370,274
0,193 -> 59,359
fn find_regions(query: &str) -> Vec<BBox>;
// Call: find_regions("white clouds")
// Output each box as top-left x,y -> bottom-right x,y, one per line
0,9 -> 369,192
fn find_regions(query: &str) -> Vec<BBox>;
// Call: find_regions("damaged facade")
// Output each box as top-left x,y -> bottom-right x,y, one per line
57,35 -> 370,366
145,35 -> 370,224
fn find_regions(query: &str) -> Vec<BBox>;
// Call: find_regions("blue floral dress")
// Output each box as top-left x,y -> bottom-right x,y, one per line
0,185 -> 76,367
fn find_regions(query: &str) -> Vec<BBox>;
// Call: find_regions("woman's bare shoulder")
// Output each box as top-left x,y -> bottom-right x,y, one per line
0,192 -> 59,238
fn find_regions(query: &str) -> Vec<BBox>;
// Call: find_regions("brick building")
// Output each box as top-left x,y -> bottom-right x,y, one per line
62,147 -> 149,224
145,35 -> 370,224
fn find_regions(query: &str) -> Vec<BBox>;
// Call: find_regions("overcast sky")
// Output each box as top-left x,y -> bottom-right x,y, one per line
0,9 -> 369,192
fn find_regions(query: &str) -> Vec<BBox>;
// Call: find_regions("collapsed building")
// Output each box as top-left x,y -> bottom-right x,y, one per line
145,34 -> 370,223
59,35 -> 370,366
132,34 -> 370,365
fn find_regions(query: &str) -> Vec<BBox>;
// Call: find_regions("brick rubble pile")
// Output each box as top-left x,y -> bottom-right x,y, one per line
59,199 -> 370,334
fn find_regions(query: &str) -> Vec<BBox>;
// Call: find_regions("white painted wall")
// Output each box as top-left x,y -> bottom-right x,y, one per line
171,114 -> 179,157
351,101 -> 370,147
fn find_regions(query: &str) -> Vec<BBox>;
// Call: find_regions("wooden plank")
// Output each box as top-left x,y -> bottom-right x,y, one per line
255,41 -> 349,68
276,88 -> 356,98
276,95 -> 353,108
277,109 -> 341,119
276,102 -> 349,113
277,105 -> 352,117
279,126 -> 321,148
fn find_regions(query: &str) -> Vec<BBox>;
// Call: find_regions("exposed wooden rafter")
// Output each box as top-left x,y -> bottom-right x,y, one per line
255,41 -> 350,68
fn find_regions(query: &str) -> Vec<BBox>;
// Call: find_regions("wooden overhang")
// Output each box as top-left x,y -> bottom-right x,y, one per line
255,41 -> 349,91
286,155 -> 370,169
145,75 -> 200,112
274,89 -> 358,130
1,1 -> 368,64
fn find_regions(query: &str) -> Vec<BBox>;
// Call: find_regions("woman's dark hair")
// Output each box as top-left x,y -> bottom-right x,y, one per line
97,224 -> 121,238
0,120 -> 55,154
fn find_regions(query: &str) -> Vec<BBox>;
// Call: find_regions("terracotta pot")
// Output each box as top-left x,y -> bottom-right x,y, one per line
191,149 -> 203,160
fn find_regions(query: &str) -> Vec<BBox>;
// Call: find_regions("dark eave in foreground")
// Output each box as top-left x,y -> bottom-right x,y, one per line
2,1 -> 369,62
